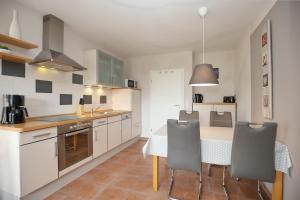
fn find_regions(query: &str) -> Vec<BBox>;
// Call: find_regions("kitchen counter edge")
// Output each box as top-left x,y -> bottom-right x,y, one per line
0,111 -> 131,133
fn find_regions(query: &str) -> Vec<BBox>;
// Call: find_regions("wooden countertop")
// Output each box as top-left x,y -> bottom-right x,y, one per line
0,110 -> 131,133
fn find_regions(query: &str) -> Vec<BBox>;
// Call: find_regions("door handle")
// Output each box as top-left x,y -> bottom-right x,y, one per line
65,128 -> 90,137
33,132 -> 51,138
54,141 -> 58,157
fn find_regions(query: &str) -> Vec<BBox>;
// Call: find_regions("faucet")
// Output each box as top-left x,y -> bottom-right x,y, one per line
90,105 -> 104,116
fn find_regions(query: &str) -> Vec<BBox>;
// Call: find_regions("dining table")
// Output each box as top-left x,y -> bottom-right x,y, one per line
142,125 -> 292,200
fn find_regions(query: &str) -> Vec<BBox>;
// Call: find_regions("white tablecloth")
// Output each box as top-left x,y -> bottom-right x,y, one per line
142,125 -> 292,174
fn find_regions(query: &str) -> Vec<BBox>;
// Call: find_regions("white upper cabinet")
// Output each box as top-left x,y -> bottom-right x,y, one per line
84,49 -> 124,87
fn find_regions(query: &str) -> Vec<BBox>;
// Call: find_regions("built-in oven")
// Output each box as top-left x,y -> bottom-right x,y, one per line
58,120 -> 93,175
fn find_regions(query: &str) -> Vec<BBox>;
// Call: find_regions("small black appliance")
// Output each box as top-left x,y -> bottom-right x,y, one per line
1,95 -> 28,124
193,94 -> 203,103
223,96 -> 236,103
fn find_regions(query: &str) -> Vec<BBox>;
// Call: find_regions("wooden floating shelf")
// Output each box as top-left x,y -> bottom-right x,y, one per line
0,34 -> 38,49
0,52 -> 32,64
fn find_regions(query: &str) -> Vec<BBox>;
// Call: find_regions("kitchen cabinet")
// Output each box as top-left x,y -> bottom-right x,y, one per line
93,119 -> 108,158
84,49 -> 124,87
98,51 -> 112,86
111,57 -> 124,87
193,103 -> 236,127
20,136 -> 58,196
112,89 -> 142,138
108,117 -> 122,150
121,114 -> 132,143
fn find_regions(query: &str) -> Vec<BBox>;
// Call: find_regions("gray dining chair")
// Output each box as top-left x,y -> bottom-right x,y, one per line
179,110 -> 199,121
210,111 -> 232,127
230,121 -> 277,200
167,119 -> 202,200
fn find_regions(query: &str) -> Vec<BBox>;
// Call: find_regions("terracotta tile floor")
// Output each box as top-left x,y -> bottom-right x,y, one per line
46,140 -> 258,200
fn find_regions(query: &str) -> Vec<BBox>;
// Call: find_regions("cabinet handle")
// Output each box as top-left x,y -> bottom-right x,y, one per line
54,142 -> 58,157
33,132 -> 51,138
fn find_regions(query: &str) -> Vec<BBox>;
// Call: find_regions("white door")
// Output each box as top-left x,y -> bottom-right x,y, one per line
21,137 -> 58,196
93,124 -> 108,158
108,121 -> 122,150
150,69 -> 184,135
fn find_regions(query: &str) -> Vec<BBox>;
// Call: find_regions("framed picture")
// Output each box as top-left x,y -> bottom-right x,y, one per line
262,53 -> 268,66
261,20 -> 273,119
213,68 -> 219,79
263,74 -> 268,87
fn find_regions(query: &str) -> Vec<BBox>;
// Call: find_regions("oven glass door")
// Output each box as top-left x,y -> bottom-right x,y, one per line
58,128 -> 93,171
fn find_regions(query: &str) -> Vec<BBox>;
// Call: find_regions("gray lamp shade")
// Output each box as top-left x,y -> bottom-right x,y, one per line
189,64 -> 219,86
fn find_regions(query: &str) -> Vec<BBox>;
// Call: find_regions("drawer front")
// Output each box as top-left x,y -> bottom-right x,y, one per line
20,127 -> 57,145
93,118 -> 108,127
108,115 -> 122,123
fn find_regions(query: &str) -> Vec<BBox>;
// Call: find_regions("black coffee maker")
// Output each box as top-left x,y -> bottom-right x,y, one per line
1,95 -> 28,124
193,93 -> 203,103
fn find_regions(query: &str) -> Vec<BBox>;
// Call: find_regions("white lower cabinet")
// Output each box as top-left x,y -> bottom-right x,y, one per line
20,137 -> 58,196
108,121 -> 122,150
122,118 -> 132,143
93,124 -> 108,158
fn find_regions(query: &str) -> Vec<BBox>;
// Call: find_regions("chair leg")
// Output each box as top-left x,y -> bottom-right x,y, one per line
168,169 -> 179,200
198,172 -> 202,200
222,166 -> 230,200
258,180 -> 264,200
208,164 -> 212,176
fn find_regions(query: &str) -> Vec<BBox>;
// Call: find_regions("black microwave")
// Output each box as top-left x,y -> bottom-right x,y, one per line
125,79 -> 137,88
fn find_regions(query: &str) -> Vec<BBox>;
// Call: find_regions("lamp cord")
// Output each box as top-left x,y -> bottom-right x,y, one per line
202,16 -> 205,64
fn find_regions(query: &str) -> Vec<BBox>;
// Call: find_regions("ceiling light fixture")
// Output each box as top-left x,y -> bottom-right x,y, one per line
189,7 -> 219,87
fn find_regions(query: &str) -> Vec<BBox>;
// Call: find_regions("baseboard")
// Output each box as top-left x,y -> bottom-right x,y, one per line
22,137 -> 140,200
260,182 -> 272,200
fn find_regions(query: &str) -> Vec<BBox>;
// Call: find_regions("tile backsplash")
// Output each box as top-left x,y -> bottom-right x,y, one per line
0,62 -> 112,117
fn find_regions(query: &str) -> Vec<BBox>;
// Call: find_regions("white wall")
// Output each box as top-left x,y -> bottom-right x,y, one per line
0,0 -> 117,117
234,32 -> 252,121
250,2 -> 300,198
125,51 -> 193,137
193,50 -> 236,103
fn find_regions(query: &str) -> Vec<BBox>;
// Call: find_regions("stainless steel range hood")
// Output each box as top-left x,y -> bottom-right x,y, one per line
29,15 -> 87,71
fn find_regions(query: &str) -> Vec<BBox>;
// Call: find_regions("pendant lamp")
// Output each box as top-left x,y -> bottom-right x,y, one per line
189,7 -> 219,86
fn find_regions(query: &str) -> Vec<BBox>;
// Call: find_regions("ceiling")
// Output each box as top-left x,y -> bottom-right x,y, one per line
18,0 -> 276,58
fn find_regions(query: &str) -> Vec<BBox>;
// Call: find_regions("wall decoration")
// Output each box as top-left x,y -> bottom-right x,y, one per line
261,20 -> 273,119
72,73 -> 83,85
36,80 -> 52,93
100,95 -> 107,104
60,94 -> 72,105
213,68 -> 219,79
83,95 -> 92,104
2,60 -> 25,77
